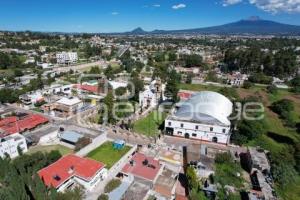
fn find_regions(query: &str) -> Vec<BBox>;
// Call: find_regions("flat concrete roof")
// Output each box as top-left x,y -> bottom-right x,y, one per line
59,130 -> 83,144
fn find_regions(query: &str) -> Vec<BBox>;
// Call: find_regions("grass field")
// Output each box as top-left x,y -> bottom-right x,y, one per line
87,141 -> 131,169
133,111 -> 166,137
27,145 -> 72,155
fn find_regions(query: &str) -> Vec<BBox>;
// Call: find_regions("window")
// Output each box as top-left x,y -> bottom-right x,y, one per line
192,133 -> 197,137
210,127 -> 213,132
180,123 -> 184,128
168,122 -> 172,126
222,129 -> 226,133
195,125 -> 199,130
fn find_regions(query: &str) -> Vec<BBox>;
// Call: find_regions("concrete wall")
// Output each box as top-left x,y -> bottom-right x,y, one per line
165,119 -> 230,144
74,168 -> 108,191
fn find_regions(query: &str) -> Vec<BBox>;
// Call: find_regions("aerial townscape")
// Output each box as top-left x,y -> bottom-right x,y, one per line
0,1 -> 300,200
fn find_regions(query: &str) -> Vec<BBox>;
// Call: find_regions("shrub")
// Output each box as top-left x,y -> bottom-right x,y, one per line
271,99 -> 294,115
232,119 -> 267,145
34,100 -> 46,107
248,73 -> 272,85
242,81 -> 253,89
271,99 -> 295,126
267,85 -> 278,94
147,195 -> 157,200
290,76 -> 300,87
215,152 -> 232,164
104,179 -> 121,193
98,194 -> 109,200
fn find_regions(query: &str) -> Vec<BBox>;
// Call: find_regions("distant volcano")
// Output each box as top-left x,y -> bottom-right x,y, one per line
125,17 -> 300,35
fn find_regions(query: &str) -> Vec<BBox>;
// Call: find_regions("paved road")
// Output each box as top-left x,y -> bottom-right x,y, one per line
117,46 -> 129,57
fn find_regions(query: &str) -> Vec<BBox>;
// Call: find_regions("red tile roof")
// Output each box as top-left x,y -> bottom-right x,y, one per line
73,84 -> 98,94
0,114 -> 49,136
122,153 -> 161,181
38,154 -> 105,189
177,91 -> 194,100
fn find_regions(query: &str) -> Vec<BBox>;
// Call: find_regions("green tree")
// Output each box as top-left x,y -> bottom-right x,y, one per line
271,99 -> 295,127
189,188 -> 207,200
165,69 -> 180,102
0,88 -> 19,103
205,71 -> 219,82
104,65 -> 115,80
181,54 -> 203,67
103,91 -> 115,124
290,76 -> 300,93
0,52 -> 11,69
89,66 -> 101,74
186,73 -> 193,84
168,52 -> 177,62
186,167 -> 199,189
56,186 -> 84,200
14,68 -> 24,77
129,76 -> 144,102
232,120 -> 267,145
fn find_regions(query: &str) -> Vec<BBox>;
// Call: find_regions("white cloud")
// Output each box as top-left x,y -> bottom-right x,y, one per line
111,12 -> 119,15
249,0 -> 300,13
172,3 -> 186,10
222,0 -> 243,6
153,4 -> 161,7
221,0 -> 300,13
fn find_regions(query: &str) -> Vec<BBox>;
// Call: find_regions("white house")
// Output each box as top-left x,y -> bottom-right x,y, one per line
139,79 -> 165,109
226,72 -> 248,86
24,57 -> 35,64
37,62 -> 53,69
56,52 -> 78,64
139,85 -> 157,108
55,97 -> 83,114
108,80 -> 128,90
0,133 -> 28,159
43,84 -> 73,95
38,154 -> 108,192
165,91 -> 233,144
19,92 -> 44,106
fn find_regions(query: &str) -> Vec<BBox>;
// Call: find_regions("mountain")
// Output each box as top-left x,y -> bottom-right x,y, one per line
128,27 -> 147,34
124,17 -> 300,35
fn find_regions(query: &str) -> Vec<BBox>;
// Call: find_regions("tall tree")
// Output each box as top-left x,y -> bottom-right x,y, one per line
165,69 -> 180,102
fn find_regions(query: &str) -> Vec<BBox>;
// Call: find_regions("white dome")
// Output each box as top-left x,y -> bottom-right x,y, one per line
174,91 -> 233,126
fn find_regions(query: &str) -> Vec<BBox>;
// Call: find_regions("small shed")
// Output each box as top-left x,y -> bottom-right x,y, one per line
113,140 -> 125,150
59,130 -> 83,145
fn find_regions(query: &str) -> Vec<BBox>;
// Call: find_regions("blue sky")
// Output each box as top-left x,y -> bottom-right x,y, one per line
0,0 -> 300,32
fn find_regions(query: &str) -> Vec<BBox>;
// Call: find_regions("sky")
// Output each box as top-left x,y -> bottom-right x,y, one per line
0,0 -> 300,33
